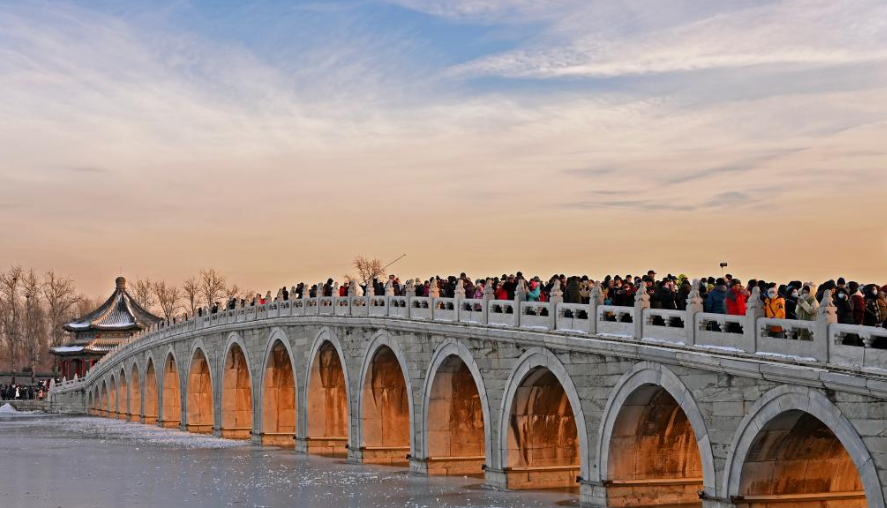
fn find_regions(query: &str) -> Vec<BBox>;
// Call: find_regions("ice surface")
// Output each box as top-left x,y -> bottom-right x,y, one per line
0,416 -> 577,508
59,417 -> 245,449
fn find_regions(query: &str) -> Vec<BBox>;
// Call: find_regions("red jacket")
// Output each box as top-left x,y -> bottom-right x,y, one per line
851,294 -> 865,324
726,288 -> 747,316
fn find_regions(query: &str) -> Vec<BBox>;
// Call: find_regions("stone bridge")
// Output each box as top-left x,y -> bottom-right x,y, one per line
50,284 -> 887,507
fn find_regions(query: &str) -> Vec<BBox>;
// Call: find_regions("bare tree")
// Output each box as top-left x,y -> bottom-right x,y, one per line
41,270 -> 80,349
199,268 -> 226,308
0,266 -> 24,372
76,295 -> 100,317
21,269 -> 46,378
153,280 -> 182,321
182,276 -> 200,317
131,278 -> 156,312
225,283 -> 241,302
353,256 -> 386,287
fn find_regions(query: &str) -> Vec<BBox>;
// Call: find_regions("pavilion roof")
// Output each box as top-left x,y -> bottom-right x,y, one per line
63,277 -> 162,333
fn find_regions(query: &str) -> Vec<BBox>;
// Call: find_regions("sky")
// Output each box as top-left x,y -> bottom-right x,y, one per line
1,0 -> 886,297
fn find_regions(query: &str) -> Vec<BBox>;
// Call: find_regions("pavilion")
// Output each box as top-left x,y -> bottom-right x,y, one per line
51,277 -> 161,380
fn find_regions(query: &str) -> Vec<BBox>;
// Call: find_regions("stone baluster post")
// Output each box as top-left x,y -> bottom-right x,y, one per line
454,279 -> 466,322
289,286 -> 298,316
685,279 -> 703,346
588,281 -> 602,335
311,282 -> 322,314
744,287 -> 764,354
364,278 -> 374,312
428,278 -> 440,320
482,278 -> 494,325
549,279 -> 564,330
634,283 -> 650,339
815,289 -> 837,362
514,278 -> 528,328
383,280 -> 394,314
405,279 -> 416,319
349,279 -> 360,315
365,277 -> 375,303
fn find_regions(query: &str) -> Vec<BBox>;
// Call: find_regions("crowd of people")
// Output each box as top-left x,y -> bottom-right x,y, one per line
0,380 -> 50,401
192,270 -> 886,330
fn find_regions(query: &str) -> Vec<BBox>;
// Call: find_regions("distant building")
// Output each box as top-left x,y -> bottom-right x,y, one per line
50,277 -> 162,379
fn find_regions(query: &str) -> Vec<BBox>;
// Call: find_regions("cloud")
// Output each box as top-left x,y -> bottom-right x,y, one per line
561,166 -> 615,178
562,188 -> 772,213
54,166 -> 109,174
560,198 -> 696,212
385,0 -> 583,23
447,0 -> 887,79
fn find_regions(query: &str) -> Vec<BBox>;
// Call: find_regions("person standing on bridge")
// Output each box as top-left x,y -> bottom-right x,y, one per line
726,279 -> 748,316
834,287 -> 854,324
765,286 -> 786,337
784,285 -> 799,320
849,282 -> 865,325
527,280 -> 541,301
796,284 -> 819,321
864,285 -> 883,327
564,276 -> 582,304
704,278 -> 728,314
878,286 -> 887,327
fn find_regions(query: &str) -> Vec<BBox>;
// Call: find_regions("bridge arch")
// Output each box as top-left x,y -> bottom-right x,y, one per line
220,333 -> 255,440
724,385 -> 883,508
596,362 -> 715,506
304,327 -> 350,456
87,391 -> 94,415
109,374 -> 118,418
128,360 -> 142,422
143,354 -> 159,424
421,339 -> 490,476
160,348 -> 182,428
259,328 -> 297,447
497,347 -> 588,490
357,330 -> 414,465
118,368 -> 128,420
100,381 -> 108,415
185,341 -> 214,434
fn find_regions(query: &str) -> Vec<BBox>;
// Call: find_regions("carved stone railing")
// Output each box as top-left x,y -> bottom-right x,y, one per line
556,303 -> 591,334
694,313 -> 745,351
488,300 -> 518,327
829,324 -> 887,370
410,297 -> 432,320
54,285 -> 887,395
597,305 -> 634,337
432,297 -> 458,322
459,298 -> 485,324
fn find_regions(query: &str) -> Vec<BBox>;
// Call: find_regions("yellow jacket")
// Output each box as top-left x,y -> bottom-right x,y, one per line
765,297 -> 786,333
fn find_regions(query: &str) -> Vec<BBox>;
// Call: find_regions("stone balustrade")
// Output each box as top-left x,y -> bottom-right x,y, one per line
54,281 -> 887,391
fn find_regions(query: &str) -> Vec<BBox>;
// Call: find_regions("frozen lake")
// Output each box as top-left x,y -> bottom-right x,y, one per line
0,415 -> 578,508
